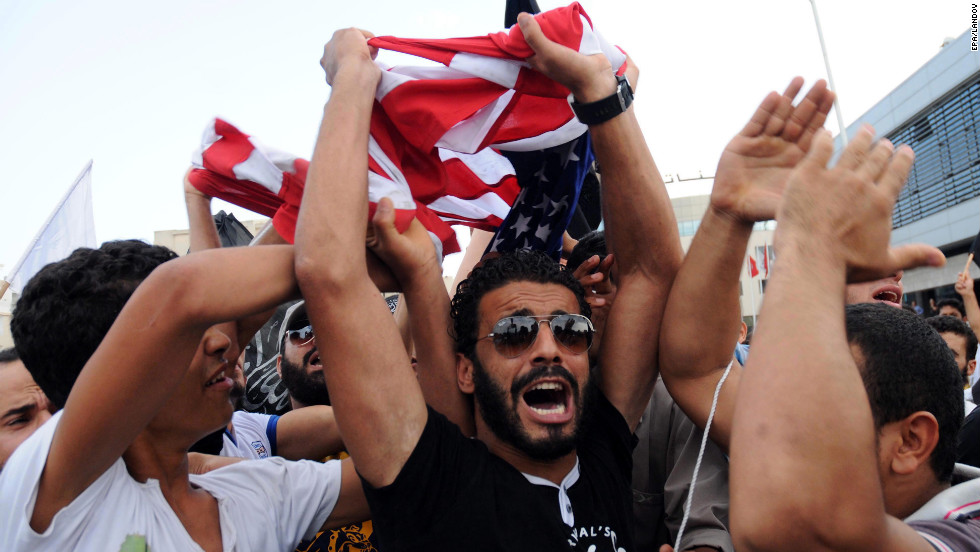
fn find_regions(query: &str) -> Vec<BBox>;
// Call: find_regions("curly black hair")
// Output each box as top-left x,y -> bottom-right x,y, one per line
565,230 -> 607,274
925,314 -> 979,361
11,240 -> 178,409
935,297 -> 966,318
450,250 -> 590,360
845,303 -> 964,482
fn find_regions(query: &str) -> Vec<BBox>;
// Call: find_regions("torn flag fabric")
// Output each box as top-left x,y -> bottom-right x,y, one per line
189,2 -> 624,256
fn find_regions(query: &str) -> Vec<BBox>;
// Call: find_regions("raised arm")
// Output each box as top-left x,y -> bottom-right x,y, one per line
955,270 -> 980,337
658,79 -> 834,451
294,29 -> 427,488
730,128 -> 944,552
35,244 -> 298,530
519,13 -> 683,430
183,169 -> 285,352
367,202 -> 472,436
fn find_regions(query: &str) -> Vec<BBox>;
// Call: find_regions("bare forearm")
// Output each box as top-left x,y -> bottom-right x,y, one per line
659,208 -> 750,449
296,64 -> 378,283
731,240 -> 884,549
405,263 -> 474,435
185,192 -> 222,253
592,109 -> 682,281
592,108 -> 683,429
961,290 -> 980,337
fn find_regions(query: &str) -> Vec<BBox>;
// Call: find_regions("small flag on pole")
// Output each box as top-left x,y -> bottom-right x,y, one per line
748,256 -> 759,278
966,226 -> 980,273
2,161 -> 97,297
762,242 -> 770,278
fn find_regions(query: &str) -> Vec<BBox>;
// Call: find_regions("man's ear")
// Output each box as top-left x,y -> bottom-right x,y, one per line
967,359 -> 976,378
457,353 -> 475,394
276,355 -> 283,378
888,412 -> 940,477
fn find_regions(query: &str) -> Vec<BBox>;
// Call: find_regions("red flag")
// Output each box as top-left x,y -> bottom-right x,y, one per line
189,3 -> 626,256
188,118 -> 519,256
762,243 -> 770,278
748,256 -> 759,278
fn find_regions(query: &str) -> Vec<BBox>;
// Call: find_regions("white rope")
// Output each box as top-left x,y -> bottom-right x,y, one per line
673,359 -> 734,552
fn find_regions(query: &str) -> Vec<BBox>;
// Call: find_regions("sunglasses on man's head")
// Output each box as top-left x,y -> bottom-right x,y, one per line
478,314 -> 594,359
287,323 -> 315,347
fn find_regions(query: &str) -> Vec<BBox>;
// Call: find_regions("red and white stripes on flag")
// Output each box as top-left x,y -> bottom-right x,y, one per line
188,2 -> 625,255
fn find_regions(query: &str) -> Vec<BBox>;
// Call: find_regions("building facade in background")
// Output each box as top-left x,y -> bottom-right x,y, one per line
837,29 -> 980,306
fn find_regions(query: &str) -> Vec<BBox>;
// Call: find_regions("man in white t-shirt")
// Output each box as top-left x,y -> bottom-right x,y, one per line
2,239 -> 368,551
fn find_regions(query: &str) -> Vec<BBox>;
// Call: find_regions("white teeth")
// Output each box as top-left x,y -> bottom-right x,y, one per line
530,403 -> 567,415
530,382 -> 562,392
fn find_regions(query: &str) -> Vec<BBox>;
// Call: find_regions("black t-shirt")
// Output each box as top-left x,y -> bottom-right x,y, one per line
362,393 -> 637,551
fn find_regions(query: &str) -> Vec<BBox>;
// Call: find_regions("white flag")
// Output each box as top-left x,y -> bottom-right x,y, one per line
5,161 -> 97,294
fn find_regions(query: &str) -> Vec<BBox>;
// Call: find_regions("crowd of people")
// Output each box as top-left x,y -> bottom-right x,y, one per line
0,9 -> 978,552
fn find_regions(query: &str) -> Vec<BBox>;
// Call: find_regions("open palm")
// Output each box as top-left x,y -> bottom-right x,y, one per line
712,78 -> 835,223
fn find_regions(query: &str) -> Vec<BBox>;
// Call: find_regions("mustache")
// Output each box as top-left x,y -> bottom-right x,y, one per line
510,365 -> 578,397
302,348 -> 318,367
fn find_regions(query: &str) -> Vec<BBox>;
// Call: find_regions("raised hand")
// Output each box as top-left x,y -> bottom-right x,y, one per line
320,28 -> 380,86
956,270 -> 976,300
777,126 -> 945,282
517,12 -> 627,103
711,78 -> 835,223
366,197 -> 441,287
571,254 -> 616,361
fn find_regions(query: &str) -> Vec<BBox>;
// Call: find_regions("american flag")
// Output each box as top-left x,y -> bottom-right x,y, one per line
189,2 -> 624,257
486,133 -> 595,260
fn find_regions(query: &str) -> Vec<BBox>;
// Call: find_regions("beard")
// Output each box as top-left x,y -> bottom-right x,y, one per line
279,349 -> 331,407
230,378 -> 245,411
471,357 -> 596,461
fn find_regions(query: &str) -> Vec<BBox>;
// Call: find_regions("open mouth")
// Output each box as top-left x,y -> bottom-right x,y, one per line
309,351 -> 322,368
205,372 -> 229,388
522,381 -> 571,418
872,286 -> 901,306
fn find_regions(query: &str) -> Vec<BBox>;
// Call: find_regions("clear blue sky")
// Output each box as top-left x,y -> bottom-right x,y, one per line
0,0 -> 968,276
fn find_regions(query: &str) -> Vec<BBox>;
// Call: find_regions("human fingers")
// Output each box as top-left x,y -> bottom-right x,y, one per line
856,138 -> 894,182
518,12 -> 571,74
835,125 -> 875,170
367,197 -> 397,250
797,89 -> 835,152
593,254 -> 615,294
798,128 -> 834,170
762,93 -> 793,136
356,29 -> 379,60
571,254 -> 601,281
739,91 -> 782,138
586,294 -> 607,308
761,78 -> 802,136
876,145 -> 915,198
781,76 -> 805,101
887,244 -> 946,273
321,28 -> 378,84
782,79 -> 826,142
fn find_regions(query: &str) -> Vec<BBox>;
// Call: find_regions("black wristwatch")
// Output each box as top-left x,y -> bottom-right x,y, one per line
568,74 -> 634,125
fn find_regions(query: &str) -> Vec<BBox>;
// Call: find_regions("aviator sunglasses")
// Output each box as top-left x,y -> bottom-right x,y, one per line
286,322 -> 316,347
477,314 -> 594,359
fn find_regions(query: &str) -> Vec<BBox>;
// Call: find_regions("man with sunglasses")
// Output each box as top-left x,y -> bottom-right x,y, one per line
295,13 -> 682,551
278,301 -> 332,411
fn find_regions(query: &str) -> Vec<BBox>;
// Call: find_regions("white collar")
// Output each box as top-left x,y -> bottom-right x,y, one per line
905,478 -> 980,523
522,457 -> 581,527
